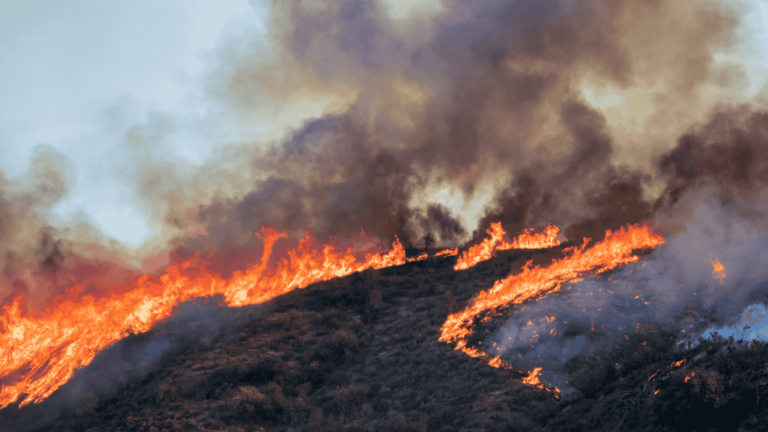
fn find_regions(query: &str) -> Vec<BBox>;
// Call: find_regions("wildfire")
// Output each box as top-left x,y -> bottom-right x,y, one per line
711,258 -> 726,282
454,223 -> 506,271
499,223 -> 560,250
435,248 -> 458,257
407,253 -> 428,262
522,367 -> 544,386
440,224 -> 665,389
454,223 -> 561,271
0,228 -> 406,409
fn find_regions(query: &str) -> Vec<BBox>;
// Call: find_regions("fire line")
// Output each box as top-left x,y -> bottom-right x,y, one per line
441,224 -> 664,392
0,228 -> 407,409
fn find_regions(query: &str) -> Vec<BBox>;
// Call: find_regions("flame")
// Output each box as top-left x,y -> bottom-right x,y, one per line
711,258 -> 726,282
671,359 -> 686,368
522,367 -> 544,386
407,253 -> 428,263
435,248 -> 458,257
454,223 -> 506,270
519,367 -> 561,396
440,224 -> 664,387
0,228 -> 406,409
488,355 -> 506,369
483,355 -> 562,396
454,223 -> 561,271
498,223 -> 560,250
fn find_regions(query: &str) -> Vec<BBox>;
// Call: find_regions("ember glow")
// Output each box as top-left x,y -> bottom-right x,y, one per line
440,224 -> 665,375
0,228 -> 406,409
711,258 -> 726,282
454,223 -> 560,271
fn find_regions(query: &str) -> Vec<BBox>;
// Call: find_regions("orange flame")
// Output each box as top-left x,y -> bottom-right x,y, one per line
522,367 -> 544,386
435,248 -> 458,257
454,223 -> 506,270
518,367 -> 561,395
454,223 -> 561,271
0,228 -> 405,409
407,253 -> 428,263
499,223 -> 560,250
441,224 -> 664,358
711,258 -> 725,282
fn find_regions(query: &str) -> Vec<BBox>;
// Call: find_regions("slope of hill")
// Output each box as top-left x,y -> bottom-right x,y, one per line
2,248 -> 767,432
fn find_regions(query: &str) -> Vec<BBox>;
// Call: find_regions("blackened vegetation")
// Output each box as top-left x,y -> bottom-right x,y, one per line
2,250 -> 768,431
534,333 -> 768,432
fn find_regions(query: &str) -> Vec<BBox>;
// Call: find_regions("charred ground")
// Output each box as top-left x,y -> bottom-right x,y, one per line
2,248 -> 767,432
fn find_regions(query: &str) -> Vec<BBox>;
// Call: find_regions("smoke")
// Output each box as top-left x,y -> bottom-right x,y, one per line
0,146 -> 147,314
486,105 -> 768,389
139,0 -> 752,262
487,186 -> 768,389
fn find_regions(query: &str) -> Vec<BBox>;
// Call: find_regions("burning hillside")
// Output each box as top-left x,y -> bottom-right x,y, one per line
0,221 -> 565,411
4,0 -> 768,430
2,225 -> 768,431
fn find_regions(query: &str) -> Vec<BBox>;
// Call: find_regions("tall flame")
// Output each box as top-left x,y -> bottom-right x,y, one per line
454,223 -> 506,271
0,228 -> 405,409
441,224 -> 664,356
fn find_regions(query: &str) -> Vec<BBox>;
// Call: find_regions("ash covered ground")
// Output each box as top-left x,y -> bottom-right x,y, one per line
2,246 -> 768,432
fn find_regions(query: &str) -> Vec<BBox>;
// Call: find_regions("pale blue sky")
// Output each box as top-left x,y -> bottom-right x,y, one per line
0,0 -> 266,246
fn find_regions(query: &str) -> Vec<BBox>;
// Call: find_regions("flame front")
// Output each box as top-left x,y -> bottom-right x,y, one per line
435,248 -> 458,257
454,223 -> 560,271
0,228 -> 405,409
498,223 -> 560,250
407,253 -> 428,262
441,224 -> 664,364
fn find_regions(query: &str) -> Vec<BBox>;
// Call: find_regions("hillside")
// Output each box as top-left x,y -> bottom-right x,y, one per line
2,248 -> 767,432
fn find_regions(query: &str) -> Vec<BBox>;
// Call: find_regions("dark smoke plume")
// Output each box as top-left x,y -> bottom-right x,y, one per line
136,0 -> 745,267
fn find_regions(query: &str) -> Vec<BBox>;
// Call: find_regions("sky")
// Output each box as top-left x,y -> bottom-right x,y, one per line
0,0 -> 263,246
1,0 -> 767,248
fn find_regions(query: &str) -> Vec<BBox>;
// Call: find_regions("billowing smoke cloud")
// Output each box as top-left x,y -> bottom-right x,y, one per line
137,0 -> 749,263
